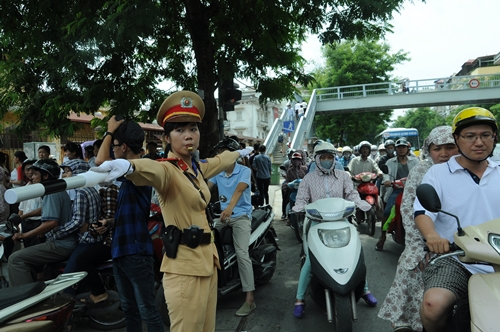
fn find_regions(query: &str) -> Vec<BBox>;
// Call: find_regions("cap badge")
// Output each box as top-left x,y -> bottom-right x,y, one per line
181,97 -> 193,108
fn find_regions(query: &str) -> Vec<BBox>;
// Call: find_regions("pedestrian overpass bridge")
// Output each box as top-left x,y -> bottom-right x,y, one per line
264,73 -> 500,154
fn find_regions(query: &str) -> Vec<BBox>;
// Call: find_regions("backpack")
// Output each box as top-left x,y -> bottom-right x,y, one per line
278,134 -> 284,143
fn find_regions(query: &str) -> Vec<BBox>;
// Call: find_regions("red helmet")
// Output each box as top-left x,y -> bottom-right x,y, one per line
291,152 -> 302,160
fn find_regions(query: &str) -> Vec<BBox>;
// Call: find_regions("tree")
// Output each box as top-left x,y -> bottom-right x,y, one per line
393,103 -> 500,141
312,40 -> 409,146
392,107 -> 446,140
0,0 -> 417,155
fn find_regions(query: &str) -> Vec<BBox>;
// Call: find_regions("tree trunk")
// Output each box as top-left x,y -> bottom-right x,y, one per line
184,0 -> 220,159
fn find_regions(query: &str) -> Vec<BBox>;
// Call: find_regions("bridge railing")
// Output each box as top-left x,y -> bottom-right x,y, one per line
291,89 -> 317,151
312,73 -> 500,101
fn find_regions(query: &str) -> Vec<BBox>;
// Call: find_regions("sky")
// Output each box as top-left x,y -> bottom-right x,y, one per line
302,0 -> 500,83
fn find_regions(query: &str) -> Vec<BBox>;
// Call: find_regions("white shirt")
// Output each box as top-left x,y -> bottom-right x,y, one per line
414,155 -> 500,274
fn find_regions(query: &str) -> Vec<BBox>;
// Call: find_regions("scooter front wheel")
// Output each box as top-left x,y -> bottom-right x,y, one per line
293,214 -> 304,243
332,293 -> 352,332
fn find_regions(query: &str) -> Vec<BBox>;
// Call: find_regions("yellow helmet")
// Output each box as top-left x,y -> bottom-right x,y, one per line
452,107 -> 497,134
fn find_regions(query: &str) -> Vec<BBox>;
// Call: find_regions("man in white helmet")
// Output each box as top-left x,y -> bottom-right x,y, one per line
347,141 -> 383,179
370,144 -> 379,160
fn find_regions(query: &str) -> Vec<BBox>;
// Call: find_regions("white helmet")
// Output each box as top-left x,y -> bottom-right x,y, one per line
313,141 -> 336,156
378,143 -> 386,150
358,141 -> 371,151
342,146 -> 352,153
371,145 -> 378,151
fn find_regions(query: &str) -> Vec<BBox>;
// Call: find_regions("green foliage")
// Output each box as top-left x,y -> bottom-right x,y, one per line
0,0 -> 416,152
392,103 -> 500,142
312,39 -> 409,146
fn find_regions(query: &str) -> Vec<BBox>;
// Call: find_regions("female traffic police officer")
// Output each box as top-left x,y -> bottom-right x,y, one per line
92,91 -> 252,332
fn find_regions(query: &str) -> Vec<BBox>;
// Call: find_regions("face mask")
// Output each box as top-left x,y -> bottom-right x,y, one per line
343,153 -> 351,159
371,151 -> 377,156
320,160 -> 334,169
292,159 -> 301,167
386,148 -> 394,155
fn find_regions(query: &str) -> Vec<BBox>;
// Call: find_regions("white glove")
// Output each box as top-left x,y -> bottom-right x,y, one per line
90,159 -> 133,183
237,147 -> 254,158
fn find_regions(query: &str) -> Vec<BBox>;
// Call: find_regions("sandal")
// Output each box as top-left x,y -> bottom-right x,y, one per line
79,292 -> 108,305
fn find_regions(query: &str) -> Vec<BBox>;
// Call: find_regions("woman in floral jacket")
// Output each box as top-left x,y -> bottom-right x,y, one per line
378,126 -> 458,332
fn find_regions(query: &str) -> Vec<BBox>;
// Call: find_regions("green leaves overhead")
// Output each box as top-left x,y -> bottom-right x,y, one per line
1,0 -> 416,152
312,39 -> 409,146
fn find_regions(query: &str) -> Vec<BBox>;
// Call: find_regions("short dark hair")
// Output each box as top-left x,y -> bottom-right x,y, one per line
93,139 -> 103,149
113,121 -> 145,154
258,145 -> 266,153
38,145 -> 50,154
14,150 -> 28,162
64,142 -> 84,159
147,141 -> 158,148
253,143 -> 260,151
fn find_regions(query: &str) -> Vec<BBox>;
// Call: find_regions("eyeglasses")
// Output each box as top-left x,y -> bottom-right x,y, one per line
459,133 -> 494,143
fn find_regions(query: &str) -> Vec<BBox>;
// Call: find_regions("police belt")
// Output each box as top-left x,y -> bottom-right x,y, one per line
179,231 -> 214,245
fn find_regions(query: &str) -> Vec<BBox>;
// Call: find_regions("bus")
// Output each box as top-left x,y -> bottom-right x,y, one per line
376,128 -> 421,156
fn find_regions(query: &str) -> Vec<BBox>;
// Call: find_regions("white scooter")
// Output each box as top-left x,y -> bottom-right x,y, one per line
0,272 -> 87,331
417,184 -> 500,332
299,197 -> 366,332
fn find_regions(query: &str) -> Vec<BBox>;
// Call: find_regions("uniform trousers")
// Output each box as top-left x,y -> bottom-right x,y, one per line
164,266 -> 218,332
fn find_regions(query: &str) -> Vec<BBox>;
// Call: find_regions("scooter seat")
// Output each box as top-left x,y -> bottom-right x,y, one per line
0,281 -> 46,310
251,209 -> 267,232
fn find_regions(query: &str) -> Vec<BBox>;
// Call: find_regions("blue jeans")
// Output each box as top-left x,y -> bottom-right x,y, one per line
113,255 -> 163,332
383,189 -> 403,217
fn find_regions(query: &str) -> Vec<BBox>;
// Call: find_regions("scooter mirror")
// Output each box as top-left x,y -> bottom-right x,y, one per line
380,164 -> 389,174
219,195 -> 227,203
416,184 -> 441,212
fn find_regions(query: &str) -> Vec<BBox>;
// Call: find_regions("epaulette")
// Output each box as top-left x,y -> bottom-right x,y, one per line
156,157 -> 189,172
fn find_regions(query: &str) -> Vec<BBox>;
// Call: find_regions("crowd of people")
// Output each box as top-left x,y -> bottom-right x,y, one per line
1,101 -> 498,332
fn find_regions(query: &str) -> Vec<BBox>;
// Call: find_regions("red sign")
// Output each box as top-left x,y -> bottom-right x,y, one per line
469,78 -> 480,89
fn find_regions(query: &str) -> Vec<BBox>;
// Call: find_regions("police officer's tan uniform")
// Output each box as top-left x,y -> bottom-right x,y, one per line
127,91 -> 240,332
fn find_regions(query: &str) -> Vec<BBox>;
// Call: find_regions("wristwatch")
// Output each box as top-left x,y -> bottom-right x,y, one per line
102,131 -> 113,140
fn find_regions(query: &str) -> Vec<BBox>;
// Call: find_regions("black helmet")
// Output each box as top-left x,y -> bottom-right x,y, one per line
358,140 -> 372,151
28,159 -> 60,180
395,138 -> 409,147
384,139 -> 395,147
213,137 -> 240,152
21,159 -> 37,171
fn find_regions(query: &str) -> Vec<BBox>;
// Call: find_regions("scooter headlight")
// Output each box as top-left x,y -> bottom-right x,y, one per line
318,227 -> 351,248
489,233 -> 500,256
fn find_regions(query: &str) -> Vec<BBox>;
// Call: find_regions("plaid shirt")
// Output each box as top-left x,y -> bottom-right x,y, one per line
71,187 -> 101,244
111,177 -> 152,259
81,184 -> 119,244
46,187 -> 100,242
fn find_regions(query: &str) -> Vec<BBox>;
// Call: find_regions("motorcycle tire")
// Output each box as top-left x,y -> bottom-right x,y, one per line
155,283 -> 171,327
332,293 -> 353,332
293,214 -> 304,243
254,234 -> 278,286
367,208 -> 376,237
87,276 -> 126,331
